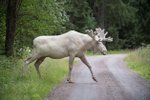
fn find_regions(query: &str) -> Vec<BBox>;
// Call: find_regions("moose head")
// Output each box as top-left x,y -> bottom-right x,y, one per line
86,27 -> 113,55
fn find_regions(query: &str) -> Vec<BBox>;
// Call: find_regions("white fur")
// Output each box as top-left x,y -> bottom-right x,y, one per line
32,30 -> 101,58
23,30 -> 109,82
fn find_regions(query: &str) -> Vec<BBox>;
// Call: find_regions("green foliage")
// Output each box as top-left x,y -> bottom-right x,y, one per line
106,0 -> 137,27
104,0 -> 140,49
64,0 -> 97,31
14,47 -> 31,58
107,26 -> 120,50
0,55 -> 68,99
15,0 -> 69,49
1,0 -> 150,53
130,0 -> 150,44
125,47 -> 150,81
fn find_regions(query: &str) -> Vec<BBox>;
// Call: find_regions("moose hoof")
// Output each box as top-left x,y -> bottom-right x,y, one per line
67,79 -> 74,83
67,80 -> 74,83
68,81 -> 74,83
92,77 -> 98,82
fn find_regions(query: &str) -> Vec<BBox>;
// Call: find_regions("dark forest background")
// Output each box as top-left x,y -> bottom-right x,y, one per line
0,0 -> 150,56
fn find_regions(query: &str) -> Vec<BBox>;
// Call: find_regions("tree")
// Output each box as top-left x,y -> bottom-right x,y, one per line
64,0 -> 97,31
15,0 -> 69,49
5,0 -> 21,56
87,0 -> 105,28
130,0 -> 150,44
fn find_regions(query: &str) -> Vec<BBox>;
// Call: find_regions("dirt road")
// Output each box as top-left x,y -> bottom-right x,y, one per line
47,54 -> 150,100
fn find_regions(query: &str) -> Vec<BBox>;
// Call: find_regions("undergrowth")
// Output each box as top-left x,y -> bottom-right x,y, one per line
0,55 -> 68,100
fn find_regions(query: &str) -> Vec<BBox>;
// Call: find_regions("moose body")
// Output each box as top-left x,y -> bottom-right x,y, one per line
24,28 -> 113,83
33,30 -> 94,59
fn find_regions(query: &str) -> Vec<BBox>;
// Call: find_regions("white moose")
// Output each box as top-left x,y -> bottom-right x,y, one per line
23,27 -> 113,83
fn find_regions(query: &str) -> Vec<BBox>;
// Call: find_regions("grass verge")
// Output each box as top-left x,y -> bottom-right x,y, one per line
125,47 -> 150,82
108,49 -> 130,54
86,49 -> 130,56
0,56 -> 68,100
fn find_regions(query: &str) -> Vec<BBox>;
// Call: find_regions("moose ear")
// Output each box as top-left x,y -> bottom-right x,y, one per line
85,29 -> 94,38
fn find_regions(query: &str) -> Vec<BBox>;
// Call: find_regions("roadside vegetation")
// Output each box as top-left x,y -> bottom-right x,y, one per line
86,49 -> 130,56
0,49 -> 68,100
108,50 -> 130,54
125,46 -> 150,82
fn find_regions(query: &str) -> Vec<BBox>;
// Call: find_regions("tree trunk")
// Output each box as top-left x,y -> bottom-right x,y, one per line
99,0 -> 105,29
5,0 -> 18,56
87,0 -> 105,28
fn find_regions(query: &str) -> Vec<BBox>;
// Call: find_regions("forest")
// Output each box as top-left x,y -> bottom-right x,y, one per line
0,0 -> 150,99
0,0 -> 150,56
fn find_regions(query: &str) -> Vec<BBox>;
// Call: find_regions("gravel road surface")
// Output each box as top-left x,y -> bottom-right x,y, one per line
47,54 -> 150,100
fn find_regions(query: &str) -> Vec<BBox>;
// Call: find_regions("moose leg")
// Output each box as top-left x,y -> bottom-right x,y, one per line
34,57 -> 45,78
67,55 -> 75,83
22,56 -> 38,76
79,55 -> 97,82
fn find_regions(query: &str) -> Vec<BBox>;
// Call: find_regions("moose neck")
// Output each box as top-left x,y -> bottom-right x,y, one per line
84,35 -> 97,51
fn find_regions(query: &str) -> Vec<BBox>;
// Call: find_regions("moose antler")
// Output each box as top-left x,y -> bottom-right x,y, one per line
95,27 -> 113,42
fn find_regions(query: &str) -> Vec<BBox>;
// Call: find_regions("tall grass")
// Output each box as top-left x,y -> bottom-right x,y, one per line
0,56 -> 68,100
125,47 -> 150,82
108,49 -> 130,54
86,49 -> 130,55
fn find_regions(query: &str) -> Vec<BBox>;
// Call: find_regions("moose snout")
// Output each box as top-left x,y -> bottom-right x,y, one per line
102,50 -> 107,55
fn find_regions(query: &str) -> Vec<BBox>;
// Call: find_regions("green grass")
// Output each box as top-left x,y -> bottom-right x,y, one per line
0,56 -> 68,100
86,49 -> 130,56
125,47 -> 150,82
108,49 -> 130,54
